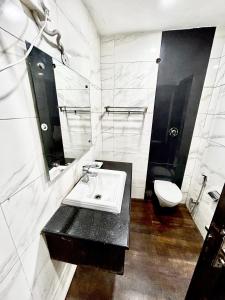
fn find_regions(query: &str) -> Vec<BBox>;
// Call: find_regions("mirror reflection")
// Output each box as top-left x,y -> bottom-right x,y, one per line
53,59 -> 92,161
27,47 -> 92,180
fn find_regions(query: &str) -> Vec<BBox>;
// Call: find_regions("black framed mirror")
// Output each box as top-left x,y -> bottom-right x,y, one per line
26,45 -> 92,180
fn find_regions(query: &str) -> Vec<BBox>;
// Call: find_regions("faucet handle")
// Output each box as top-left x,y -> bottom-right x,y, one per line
82,165 -> 90,172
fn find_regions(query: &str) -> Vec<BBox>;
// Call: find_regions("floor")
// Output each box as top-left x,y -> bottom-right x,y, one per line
66,199 -> 203,300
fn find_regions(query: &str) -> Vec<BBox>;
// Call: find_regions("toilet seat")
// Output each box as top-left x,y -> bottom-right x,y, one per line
154,180 -> 182,205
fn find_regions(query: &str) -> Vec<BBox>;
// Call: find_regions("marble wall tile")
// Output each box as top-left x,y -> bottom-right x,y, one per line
91,112 -> 102,143
101,63 -> 114,89
92,134 -> 102,157
90,86 -> 101,113
55,5 -> 91,80
62,130 -> 91,150
132,170 -> 148,188
60,113 -> 92,134
0,30 -> 36,119
198,87 -> 213,114
54,65 -> 88,90
215,85 -> 225,114
114,32 -> 161,63
98,150 -> 114,161
207,86 -> 220,114
204,58 -> 220,88
183,157 -> 196,178
115,62 -> 158,89
90,58 -> 101,88
187,136 -> 201,158
1,175 -> 50,256
209,115 -> 225,146
193,113 -> 207,137
101,36 -> 114,64
201,141 -> 225,193
0,259 -> 32,300
53,264 -> 76,300
113,133 -> 150,154
0,118 -> 44,203
181,175 -> 191,193
31,258 -> 66,300
215,55 -> 225,87
210,27 -> 225,59
113,88 -> 155,113
131,186 -> 145,199
201,115 -> 213,138
112,113 -> 153,135
20,236 -> 50,289
20,235 -> 76,300
55,0 -> 93,49
57,89 -> 90,107
102,133 -> 114,152
113,152 -> 149,175
101,89 -> 114,111
101,113 -> 114,133
0,208 -> 18,283
193,201 -> 211,238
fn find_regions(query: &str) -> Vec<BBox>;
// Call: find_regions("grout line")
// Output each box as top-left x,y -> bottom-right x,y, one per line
0,206 -> 34,298
0,173 -> 45,205
0,117 -> 37,121
205,55 -> 223,116
0,26 -> 24,43
208,139 -> 225,148
100,60 -> 157,64
101,87 -> 157,90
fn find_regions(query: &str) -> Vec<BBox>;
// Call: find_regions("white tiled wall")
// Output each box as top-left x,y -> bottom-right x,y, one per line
183,27 -> 225,238
99,32 -> 162,199
0,0 -> 101,299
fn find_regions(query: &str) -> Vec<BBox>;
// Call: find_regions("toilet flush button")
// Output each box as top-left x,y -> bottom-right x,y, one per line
41,123 -> 48,131
169,127 -> 179,137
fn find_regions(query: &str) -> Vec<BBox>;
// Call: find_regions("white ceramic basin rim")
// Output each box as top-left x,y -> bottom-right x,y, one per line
63,168 -> 127,214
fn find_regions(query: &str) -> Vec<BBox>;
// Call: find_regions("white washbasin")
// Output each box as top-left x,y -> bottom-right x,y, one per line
63,168 -> 127,214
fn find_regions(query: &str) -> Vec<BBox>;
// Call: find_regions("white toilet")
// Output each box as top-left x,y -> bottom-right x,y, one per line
154,180 -> 183,207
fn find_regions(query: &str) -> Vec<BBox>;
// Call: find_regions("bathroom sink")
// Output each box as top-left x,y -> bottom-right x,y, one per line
63,169 -> 127,214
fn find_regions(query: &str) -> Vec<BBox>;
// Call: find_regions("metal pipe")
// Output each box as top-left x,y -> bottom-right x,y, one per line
189,174 -> 207,216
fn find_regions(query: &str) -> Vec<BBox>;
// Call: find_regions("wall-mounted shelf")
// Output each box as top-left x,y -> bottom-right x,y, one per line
105,106 -> 147,115
58,106 -> 91,114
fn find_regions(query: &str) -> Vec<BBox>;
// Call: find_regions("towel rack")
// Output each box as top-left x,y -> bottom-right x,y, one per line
58,106 -> 91,114
105,106 -> 147,115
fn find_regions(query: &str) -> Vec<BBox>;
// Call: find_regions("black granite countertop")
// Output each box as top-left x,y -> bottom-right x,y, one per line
43,161 -> 132,249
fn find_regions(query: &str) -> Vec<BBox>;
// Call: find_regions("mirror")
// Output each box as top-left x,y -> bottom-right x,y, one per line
26,46 -> 92,180
53,59 -> 92,161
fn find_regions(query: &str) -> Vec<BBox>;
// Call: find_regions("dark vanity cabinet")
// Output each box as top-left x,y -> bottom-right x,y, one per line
43,161 -> 132,274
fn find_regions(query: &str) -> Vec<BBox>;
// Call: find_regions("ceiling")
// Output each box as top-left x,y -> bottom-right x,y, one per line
82,0 -> 225,36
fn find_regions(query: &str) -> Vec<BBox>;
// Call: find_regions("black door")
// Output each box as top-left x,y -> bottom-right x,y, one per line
186,184 -> 225,300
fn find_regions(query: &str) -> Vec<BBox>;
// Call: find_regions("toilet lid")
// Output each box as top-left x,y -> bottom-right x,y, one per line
154,180 -> 182,203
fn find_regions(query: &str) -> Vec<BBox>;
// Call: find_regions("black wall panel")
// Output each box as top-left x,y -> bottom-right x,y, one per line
26,45 -> 65,173
145,27 -> 215,195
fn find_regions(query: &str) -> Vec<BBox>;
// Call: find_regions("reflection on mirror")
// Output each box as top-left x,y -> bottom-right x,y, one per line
26,46 -> 92,180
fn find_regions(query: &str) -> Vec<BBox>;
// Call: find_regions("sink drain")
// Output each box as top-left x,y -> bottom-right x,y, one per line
94,194 -> 102,200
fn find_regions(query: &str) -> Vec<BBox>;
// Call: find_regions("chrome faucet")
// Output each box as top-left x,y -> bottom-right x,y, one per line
81,163 -> 98,183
